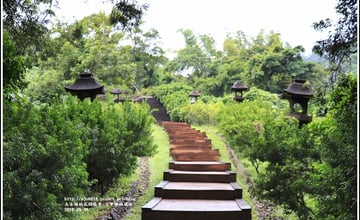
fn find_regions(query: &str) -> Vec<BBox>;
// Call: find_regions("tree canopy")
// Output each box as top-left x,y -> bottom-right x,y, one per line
313,0 -> 357,80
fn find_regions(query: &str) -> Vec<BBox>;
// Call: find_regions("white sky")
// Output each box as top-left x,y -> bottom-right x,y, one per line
53,0 -> 339,56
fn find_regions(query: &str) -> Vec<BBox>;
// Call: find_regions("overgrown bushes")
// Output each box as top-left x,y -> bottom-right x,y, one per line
3,96 -> 156,219
152,83 -> 228,124
154,79 -> 357,219
152,83 -> 192,121
217,99 -> 317,218
216,75 -> 357,219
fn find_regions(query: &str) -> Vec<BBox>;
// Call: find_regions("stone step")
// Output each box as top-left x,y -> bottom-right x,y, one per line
163,170 -> 236,183
167,130 -> 205,133
169,161 -> 231,171
155,181 -> 242,199
171,152 -> 220,161
142,121 -> 251,220
161,122 -> 190,129
166,129 -> 205,133
170,148 -> 219,156
167,132 -> 207,139
169,136 -> 208,141
170,139 -> 211,144
162,126 -> 192,130
142,197 -> 251,220
170,145 -> 212,151
146,97 -> 171,122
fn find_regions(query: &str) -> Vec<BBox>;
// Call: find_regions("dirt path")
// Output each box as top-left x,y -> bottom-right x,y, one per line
136,156 -> 151,198
120,156 -> 150,219
97,157 -> 150,220
226,145 -> 277,220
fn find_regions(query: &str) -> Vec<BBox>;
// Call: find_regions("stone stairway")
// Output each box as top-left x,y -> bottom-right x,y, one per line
146,97 -> 171,122
142,121 -> 251,220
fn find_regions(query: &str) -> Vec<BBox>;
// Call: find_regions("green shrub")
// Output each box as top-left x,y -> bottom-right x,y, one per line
179,101 -> 224,125
153,83 -> 193,121
3,96 -> 90,219
3,96 -> 156,219
216,82 -> 357,219
66,99 -> 156,194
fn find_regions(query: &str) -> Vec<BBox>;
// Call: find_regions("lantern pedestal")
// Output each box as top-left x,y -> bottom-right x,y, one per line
111,88 -> 127,103
281,79 -> 313,127
189,90 -> 201,104
231,80 -> 248,102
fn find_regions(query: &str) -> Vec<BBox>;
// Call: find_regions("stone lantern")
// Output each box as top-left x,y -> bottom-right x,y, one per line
111,88 -> 127,103
189,90 -> 201,104
231,80 -> 248,102
281,79 -> 313,127
65,70 -> 104,101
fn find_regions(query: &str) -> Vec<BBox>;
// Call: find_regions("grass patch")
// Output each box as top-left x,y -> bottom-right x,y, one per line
73,123 -> 299,219
125,124 -> 170,219
194,125 -> 301,220
192,125 -> 259,220
66,165 -> 142,220
69,124 -> 170,220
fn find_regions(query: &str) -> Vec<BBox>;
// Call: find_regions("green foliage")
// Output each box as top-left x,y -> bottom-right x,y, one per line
76,41 -> 137,87
23,12 -> 168,103
64,99 -> 156,194
307,74 -> 357,219
129,27 -> 168,89
247,41 -> 315,93
24,68 -> 67,103
218,100 -> 289,167
167,29 -> 222,82
4,1 -> 356,219
244,87 -> 285,105
217,75 -> 357,219
167,29 -> 329,97
217,99 -> 320,219
110,0 -> 148,31
125,125 -> 171,219
50,12 -> 137,88
179,101 -> 225,125
250,125 -> 318,219
313,0 -> 357,77
2,0 -> 53,58
3,97 -> 90,219
3,96 -> 156,219
57,41 -> 83,80
152,83 -> 193,121
194,72 -> 231,97
3,31 -> 28,94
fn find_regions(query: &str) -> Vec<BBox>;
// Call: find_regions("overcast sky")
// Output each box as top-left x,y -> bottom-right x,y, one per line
53,0 -> 339,56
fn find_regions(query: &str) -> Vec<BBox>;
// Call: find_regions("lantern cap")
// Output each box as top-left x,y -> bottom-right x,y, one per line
65,70 -> 103,91
189,90 -> 201,97
231,80 -> 248,91
64,70 -> 104,101
283,79 -> 313,97
110,88 -> 123,95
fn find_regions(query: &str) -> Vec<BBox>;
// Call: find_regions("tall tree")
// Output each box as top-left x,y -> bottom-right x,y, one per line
110,0 -> 148,31
2,0 -> 55,55
3,31 -> 27,94
2,0 -> 148,95
312,0 -> 357,81
168,29 -> 218,80
245,32 -> 323,93
2,0 -> 55,94
308,74 -> 357,219
128,26 -> 168,89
